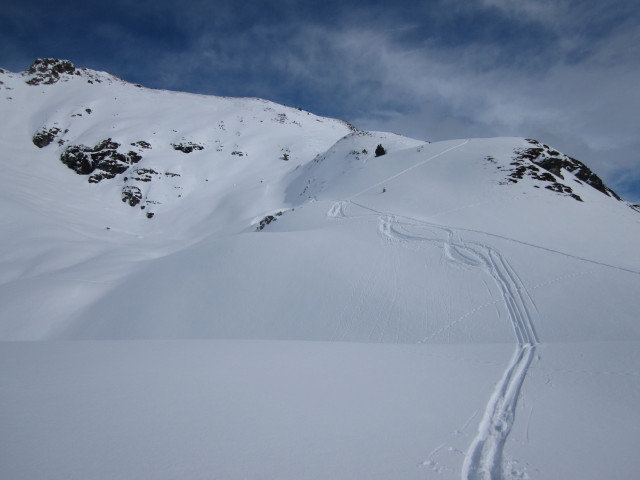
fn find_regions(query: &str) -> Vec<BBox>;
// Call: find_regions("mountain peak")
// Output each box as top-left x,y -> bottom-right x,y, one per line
520,139 -> 621,200
25,58 -> 80,85
22,58 -> 124,87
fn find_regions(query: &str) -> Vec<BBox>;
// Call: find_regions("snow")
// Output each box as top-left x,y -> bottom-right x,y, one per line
1,60 -> 640,479
1,341 -> 638,480
0,341 -> 507,480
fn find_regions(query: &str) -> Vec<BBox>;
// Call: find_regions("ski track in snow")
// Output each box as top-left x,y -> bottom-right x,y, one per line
347,140 -> 470,199
461,344 -> 536,480
342,200 -> 640,276
373,208 -> 539,480
327,200 -> 347,218
441,223 -> 640,276
327,142 -> 543,478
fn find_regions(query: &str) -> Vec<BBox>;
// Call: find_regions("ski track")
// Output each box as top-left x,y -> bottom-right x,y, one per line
345,200 -> 640,276
373,210 -> 539,479
347,139 -> 470,199
461,344 -> 536,480
329,188 -> 540,478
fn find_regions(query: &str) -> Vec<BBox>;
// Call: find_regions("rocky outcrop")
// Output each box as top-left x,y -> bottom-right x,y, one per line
60,139 -> 143,183
121,186 -> 143,207
499,140 -> 622,202
171,142 -> 204,153
520,140 -> 621,200
25,59 -> 80,85
131,140 -> 151,149
32,127 -> 65,148
503,146 -> 582,201
256,211 -> 283,231
22,58 -> 124,86
131,168 -> 159,182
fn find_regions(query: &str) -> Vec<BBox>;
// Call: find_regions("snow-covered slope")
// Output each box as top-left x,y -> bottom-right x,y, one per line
1,59 -> 639,480
0,59 -> 357,338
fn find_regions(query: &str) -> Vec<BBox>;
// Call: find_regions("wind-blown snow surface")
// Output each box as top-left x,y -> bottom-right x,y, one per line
1,61 -> 640,479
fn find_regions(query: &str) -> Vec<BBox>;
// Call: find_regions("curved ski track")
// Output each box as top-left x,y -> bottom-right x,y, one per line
326,142 -> 541,479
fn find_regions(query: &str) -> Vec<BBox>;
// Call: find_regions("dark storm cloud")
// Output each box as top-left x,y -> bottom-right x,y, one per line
1,0 -> 639,200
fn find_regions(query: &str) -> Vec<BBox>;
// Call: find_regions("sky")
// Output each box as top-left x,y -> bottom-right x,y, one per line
2,0 -> 639,201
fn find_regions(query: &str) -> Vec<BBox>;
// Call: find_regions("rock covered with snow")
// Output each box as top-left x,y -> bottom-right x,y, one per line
24,58 -> 80,85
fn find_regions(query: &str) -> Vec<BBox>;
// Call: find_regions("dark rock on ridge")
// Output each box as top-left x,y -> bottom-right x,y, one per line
257,211 -> 283,231
25,59 -> 79,85
520,140 -> 621,200
503,140 -> 622,202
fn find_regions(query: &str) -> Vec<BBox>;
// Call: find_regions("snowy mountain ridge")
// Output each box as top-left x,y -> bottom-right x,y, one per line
1,59 -> 640,480
1,58 -> 638,340
2,59 -> 627,222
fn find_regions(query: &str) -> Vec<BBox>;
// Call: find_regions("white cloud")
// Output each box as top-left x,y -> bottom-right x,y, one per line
479,0 -> 568,23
